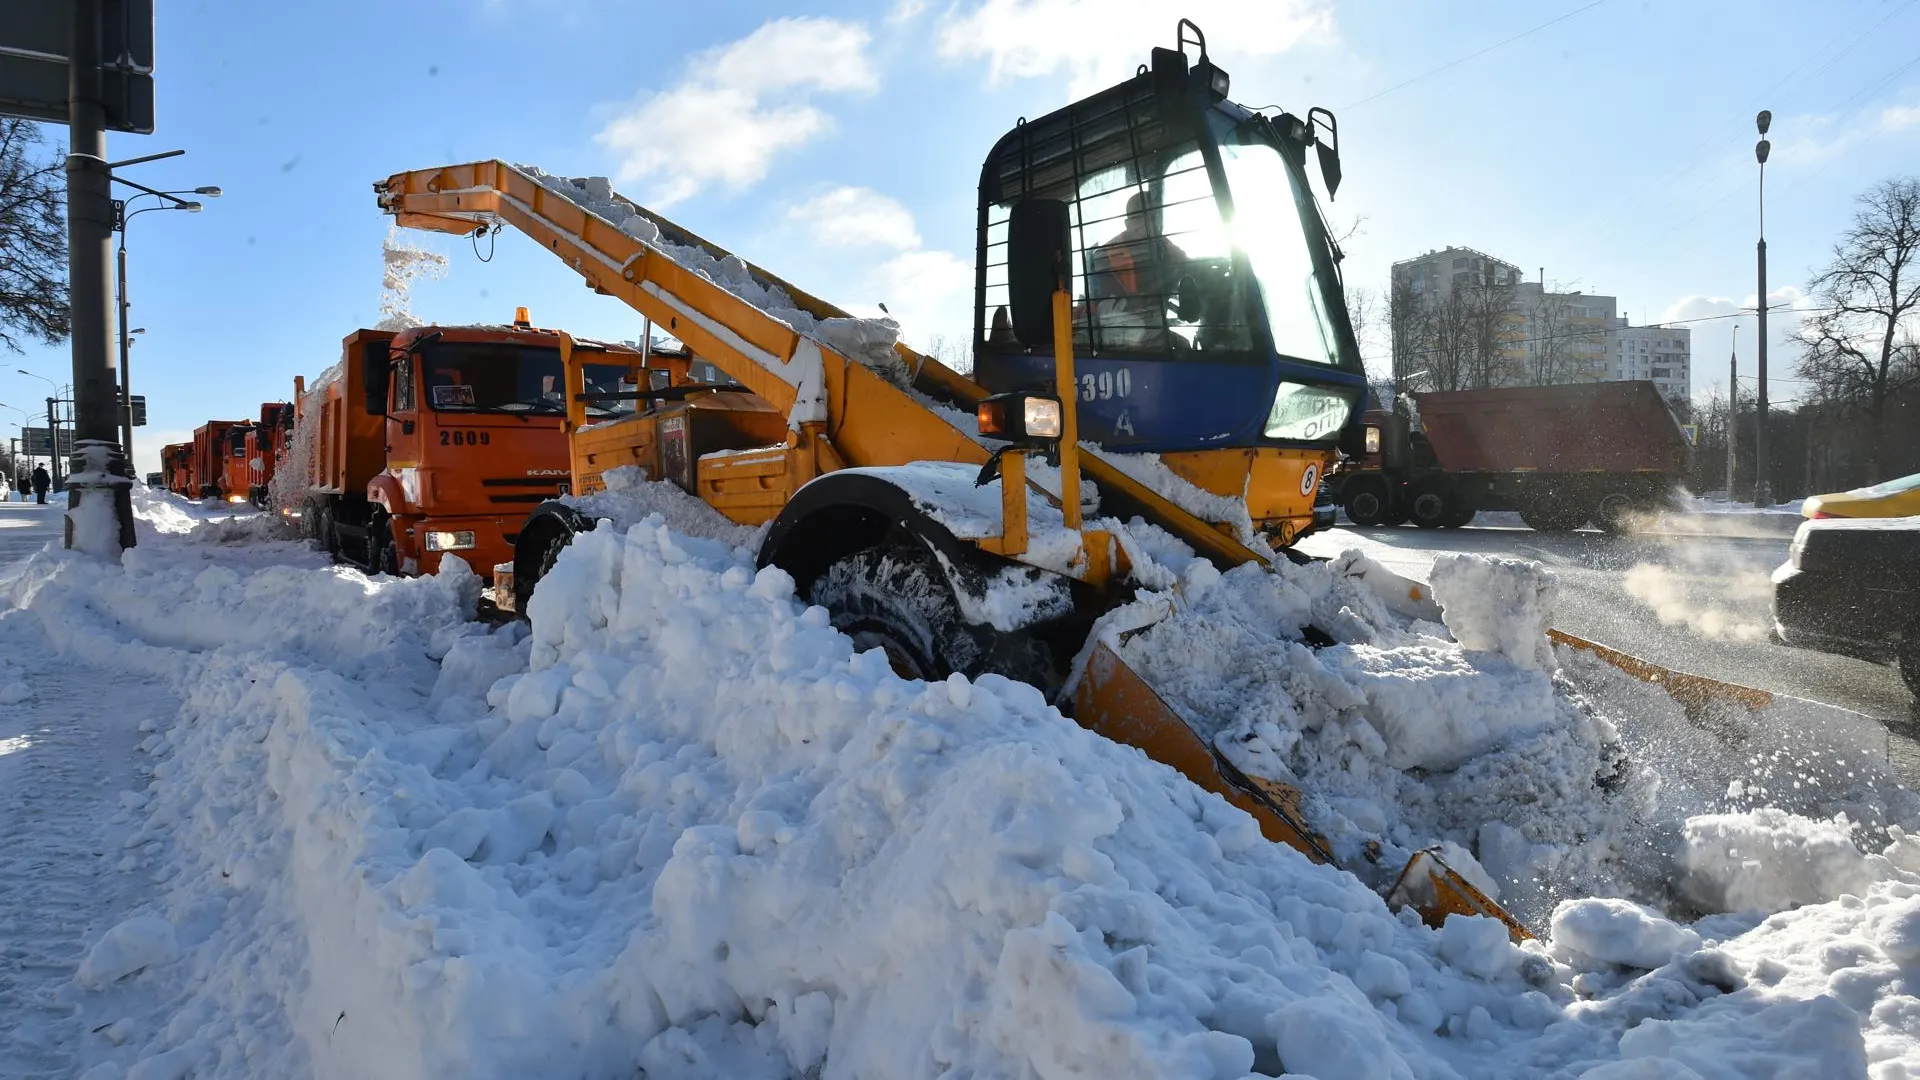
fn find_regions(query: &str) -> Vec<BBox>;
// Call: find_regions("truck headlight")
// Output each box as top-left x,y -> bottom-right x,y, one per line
977,392 -> 1063,443
226,495 -> 247,504
424,530 -> 476,551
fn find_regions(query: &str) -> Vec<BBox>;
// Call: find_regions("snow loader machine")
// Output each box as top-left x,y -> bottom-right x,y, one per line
379,22 -> 1538,937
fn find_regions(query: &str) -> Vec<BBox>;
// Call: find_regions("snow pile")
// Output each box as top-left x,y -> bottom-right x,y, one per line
523,169 -> 911,389
1430,552 -> 1557,671
1680,809 -> 1883,913
558,465 -> 759,551
8,496 -> 1913,1077
1104,549 -> 1629,919
76,915 -> 181,989
1551,898 -> 1702,971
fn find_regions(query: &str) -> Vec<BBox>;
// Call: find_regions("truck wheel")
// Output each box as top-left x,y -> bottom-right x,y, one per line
1518,498 -> 1587,532
1443,504 -> 1477,529
1900,633 -> 1920,697
366,513 -> 400,576
1407,479 -> 1452,530
1342,477 -> 1393,527
1592,492 -> 1641,535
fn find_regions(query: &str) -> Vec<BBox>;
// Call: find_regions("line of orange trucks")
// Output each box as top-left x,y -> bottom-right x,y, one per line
158,307 -> 650,580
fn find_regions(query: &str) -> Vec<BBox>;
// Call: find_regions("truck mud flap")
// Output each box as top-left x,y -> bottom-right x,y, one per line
1071,642 -> 1531,940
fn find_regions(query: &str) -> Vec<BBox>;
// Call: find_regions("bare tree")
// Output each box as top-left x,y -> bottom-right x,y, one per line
1387,275 -> 1428,401
1792,176 -> 1920,479
1456,269 -> 1518,388
0,119 -> 68,353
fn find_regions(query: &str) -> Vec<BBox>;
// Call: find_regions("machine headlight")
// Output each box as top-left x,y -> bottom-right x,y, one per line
226,495 -> 247,504
977,392 -> 1063,443
426,526 -> 478,549
1364,426 -> 1381,455
424,530 -> 477,551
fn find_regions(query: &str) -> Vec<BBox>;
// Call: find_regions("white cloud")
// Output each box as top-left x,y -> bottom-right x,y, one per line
596,18 -> 877,206
934,0 -> 1334,95
1774,99 -> 1920,166
788,187 -> 922,249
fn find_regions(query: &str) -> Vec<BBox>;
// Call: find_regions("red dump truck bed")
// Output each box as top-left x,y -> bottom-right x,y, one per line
1414,381 -> 1688,476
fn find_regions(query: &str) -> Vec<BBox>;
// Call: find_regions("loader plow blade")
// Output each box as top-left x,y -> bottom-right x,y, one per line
1548,629 -> 1773,733
1072,643 -> 1532,940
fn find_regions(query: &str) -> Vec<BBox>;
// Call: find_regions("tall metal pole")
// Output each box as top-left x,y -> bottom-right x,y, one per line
1727,325 -> 1738,499
66,0 -> 135,551
117,238 -> 133,455
47,397 -> 61,486
1753,111 -> 1773,508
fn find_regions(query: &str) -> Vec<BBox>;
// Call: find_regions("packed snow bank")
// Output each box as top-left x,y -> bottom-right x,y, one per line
15,485 -> 1920,1078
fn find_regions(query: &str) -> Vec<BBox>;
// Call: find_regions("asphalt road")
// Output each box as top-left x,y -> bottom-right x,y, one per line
1297,521 -> 1915,725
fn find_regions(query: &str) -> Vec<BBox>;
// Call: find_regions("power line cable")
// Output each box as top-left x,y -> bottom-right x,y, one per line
1341,0 -> 1609,110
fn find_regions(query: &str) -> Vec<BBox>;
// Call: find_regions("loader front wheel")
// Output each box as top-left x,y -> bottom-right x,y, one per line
810,542 -> 974,681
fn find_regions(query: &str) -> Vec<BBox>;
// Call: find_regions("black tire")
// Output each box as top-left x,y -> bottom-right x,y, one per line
1900,635 -> 1920,697
1517,497 -> 1587,532
808,541 -> 980,681
806,539 -> 1054,687
366,513 -> 400,576
317,503 -> 338,559
1342,476 -> 1394,527
1442,501 -> 1477,528
1592,492 -> 1641,535
1407,478 -> 1452,530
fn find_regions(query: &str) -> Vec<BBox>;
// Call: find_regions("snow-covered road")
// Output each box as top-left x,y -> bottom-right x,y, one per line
1299,522 -> 1913,726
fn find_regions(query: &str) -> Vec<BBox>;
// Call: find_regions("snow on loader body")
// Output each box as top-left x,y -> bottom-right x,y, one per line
375,23 -> 1777,940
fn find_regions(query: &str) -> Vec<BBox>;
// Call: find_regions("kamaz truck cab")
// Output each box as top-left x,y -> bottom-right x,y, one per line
322,311 -> 645,576
972,22 -> 1367,542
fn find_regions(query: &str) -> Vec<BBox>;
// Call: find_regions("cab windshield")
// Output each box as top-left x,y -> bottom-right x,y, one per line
1212,116 -> 1344,370
420,342 -> 631,418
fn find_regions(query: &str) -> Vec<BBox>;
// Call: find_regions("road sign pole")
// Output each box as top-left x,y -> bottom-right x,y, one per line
65,0 -> 135,552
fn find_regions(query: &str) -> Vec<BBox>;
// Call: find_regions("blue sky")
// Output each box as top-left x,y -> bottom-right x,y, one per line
6,0 -> 1917,475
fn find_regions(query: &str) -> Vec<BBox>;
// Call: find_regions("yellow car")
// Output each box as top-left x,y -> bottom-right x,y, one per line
1804,471 -> 1920,519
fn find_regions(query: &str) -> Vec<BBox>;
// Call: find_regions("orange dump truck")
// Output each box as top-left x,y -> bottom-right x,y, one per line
297,311 -> 645,576
191,420 -> 253,501
160,443 -> 192,496
245,402 -> 294,507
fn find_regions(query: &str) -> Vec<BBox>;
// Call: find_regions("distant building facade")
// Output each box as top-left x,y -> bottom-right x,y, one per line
1389,245 -> 1686,400
1610,319 -> 1691,404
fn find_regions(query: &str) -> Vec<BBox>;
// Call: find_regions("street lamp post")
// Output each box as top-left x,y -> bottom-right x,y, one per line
1754,110 -> 1773,508
115,186 -> 220,457
15,369 -> 61,486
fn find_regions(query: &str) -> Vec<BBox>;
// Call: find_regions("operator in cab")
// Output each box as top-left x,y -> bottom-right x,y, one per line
1085,191 -> 1191,352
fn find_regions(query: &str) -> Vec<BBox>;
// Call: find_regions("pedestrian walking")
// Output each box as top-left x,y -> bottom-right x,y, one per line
31,464 -> 50,505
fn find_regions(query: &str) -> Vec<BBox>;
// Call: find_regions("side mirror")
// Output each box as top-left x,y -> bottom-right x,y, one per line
1309,107 -> 1341,200
1006,199 -> 1072,347
362,340 -> 391,416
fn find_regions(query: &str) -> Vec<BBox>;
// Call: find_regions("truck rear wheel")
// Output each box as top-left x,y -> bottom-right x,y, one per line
1518,497 -> 1587,532
1592,492 -> 1642,535
1442,504 -> 1477,528
1407,478 -> 1452,530
1342,477 -> 1393,527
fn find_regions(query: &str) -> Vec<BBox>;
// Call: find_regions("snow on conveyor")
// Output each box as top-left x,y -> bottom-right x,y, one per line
3,485 -> 1918,1077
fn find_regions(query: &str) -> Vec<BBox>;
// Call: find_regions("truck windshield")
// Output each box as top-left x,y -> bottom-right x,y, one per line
1212,116 -> 1343,370
421,343 -> 631,416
